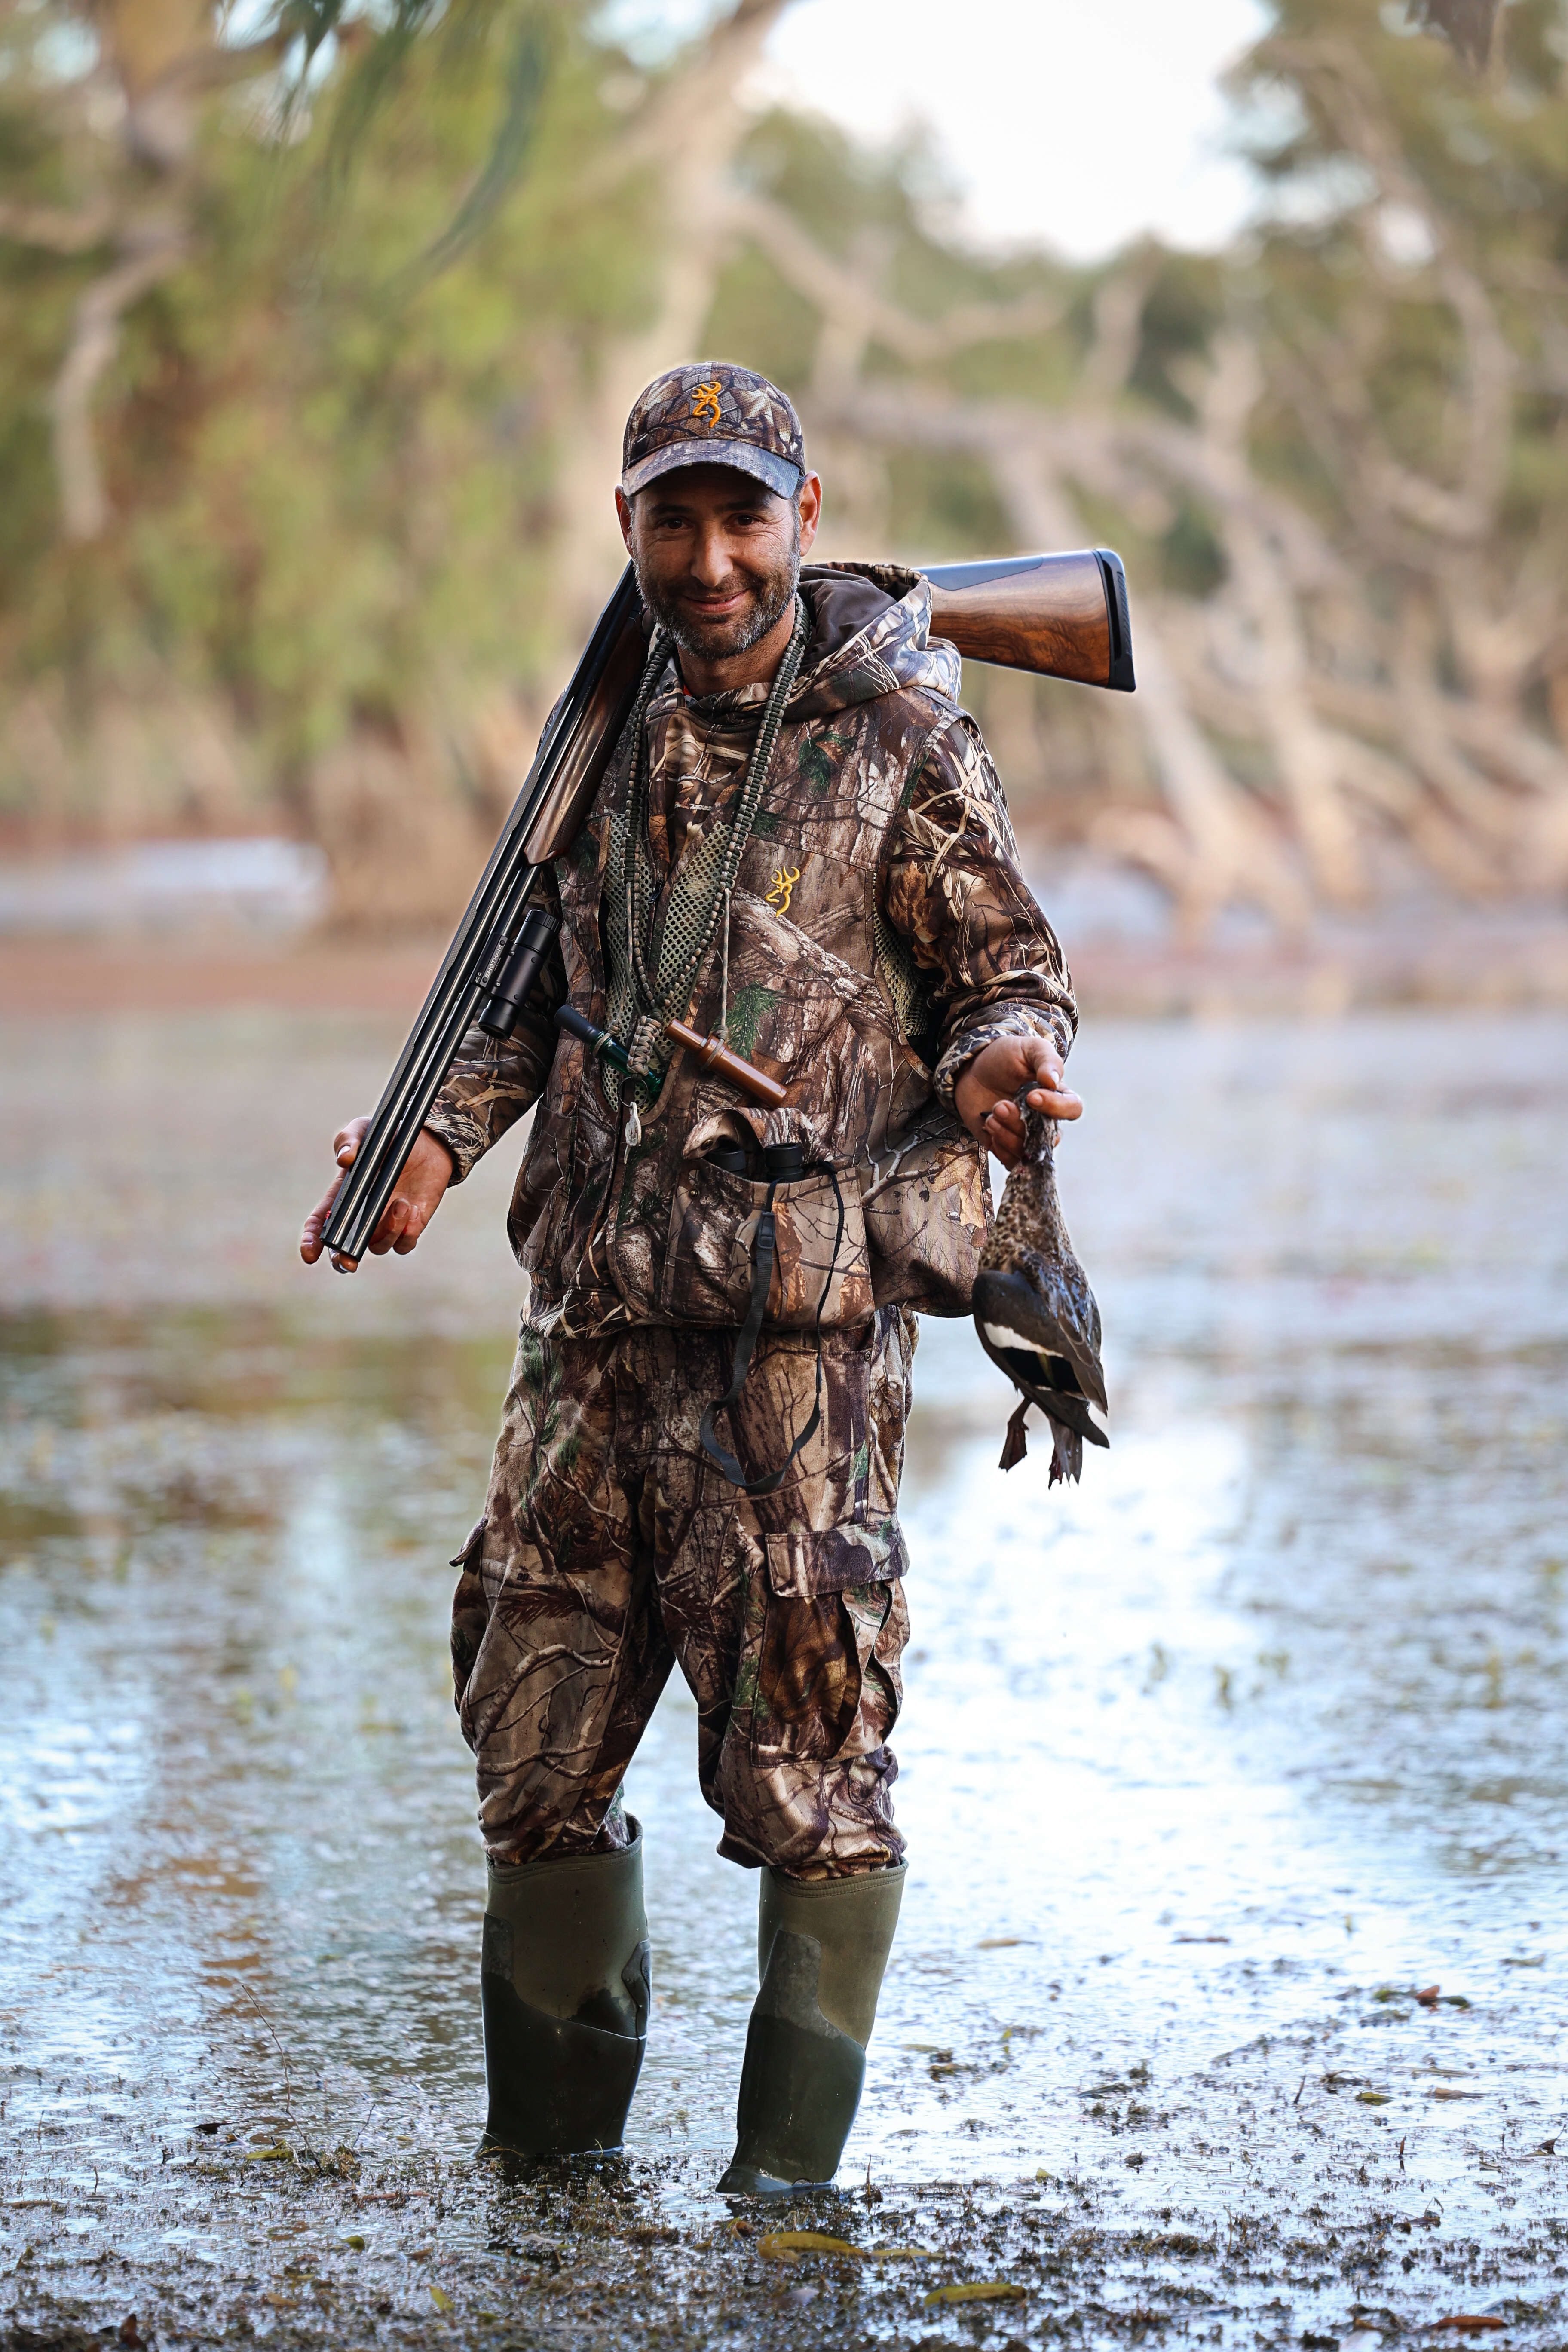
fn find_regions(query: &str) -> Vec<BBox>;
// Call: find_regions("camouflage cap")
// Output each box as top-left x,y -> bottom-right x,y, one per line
621,362 -> 806,502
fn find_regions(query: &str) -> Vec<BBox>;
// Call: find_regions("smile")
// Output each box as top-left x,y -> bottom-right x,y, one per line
682,588 -> 750,613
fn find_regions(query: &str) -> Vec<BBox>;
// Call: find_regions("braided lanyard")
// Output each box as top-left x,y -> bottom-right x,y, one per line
618,595 -> 809,1105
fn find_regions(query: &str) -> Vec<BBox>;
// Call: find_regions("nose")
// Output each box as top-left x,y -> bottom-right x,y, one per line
687,518 -> 735,590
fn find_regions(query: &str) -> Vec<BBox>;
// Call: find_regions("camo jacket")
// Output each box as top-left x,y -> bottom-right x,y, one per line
424,564 -> 1075,1337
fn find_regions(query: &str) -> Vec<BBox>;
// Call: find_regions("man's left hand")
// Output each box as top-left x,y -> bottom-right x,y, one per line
955,1033 -> 1081,1169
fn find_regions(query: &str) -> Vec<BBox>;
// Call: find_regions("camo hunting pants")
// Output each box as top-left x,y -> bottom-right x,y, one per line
451,1310 -> 915,1879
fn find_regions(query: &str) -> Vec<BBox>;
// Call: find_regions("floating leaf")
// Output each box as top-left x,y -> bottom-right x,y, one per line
341,2233 -> 366,2251
1357,2092 -> 1392,2105
759,2230 -> 861,2260
245,2146 -> 291,2162
924,2281 -> 1026,2307
867,2244 -> 935,2260
429,2284 -> 454,2313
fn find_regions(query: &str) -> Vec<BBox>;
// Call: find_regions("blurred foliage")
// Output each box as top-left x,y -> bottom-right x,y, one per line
0,0 -> 1564,924
0,0 -> 649,834
1234,0 -> 1568,578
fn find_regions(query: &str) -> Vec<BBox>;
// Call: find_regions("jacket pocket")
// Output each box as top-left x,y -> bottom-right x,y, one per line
861,1110 -> 991,1317
659,1148 -> 874,1331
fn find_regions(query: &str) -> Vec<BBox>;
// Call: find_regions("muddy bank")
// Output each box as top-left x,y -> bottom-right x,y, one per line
2,1008 -> 1565,2348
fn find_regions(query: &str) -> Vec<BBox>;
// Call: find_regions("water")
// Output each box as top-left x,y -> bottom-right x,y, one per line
0,839 -> 329,938
2,1004 -> 1564,2349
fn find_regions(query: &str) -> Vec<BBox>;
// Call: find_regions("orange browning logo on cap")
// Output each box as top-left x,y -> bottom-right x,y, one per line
691,379 -> 723,427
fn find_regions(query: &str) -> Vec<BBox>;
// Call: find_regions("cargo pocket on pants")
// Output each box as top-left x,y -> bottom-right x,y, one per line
450,1514 -> 490,1729
749,1522 -> 908,1765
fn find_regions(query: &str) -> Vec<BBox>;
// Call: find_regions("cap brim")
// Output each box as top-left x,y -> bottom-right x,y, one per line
621,438 -> 802,501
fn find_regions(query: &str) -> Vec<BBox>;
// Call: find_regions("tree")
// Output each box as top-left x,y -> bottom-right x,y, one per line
3,0 -> 1563,930
0,0 -> 635,867
692,0 -> 1568,923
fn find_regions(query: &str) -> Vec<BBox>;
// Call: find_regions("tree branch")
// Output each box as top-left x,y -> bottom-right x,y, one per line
0,200 -> 116,254
50,231 -> 188,540
1264,34 -> 1514,544
731,192 -> 1063,377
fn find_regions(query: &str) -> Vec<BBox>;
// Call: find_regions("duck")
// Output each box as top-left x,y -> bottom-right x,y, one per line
971,1090 -> 1109,1483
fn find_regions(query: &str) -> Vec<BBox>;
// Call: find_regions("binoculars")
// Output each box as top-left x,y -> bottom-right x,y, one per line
706,1139 -> 805,1184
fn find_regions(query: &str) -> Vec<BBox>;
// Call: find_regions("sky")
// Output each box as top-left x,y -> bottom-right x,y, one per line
602,0 -> 1274,263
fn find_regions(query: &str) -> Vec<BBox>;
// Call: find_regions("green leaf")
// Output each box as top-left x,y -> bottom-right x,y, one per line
416,9 -> 557,282
722,983 -> 778,1061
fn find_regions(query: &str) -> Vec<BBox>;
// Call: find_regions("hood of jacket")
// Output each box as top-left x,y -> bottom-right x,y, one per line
669,561 -> 960,734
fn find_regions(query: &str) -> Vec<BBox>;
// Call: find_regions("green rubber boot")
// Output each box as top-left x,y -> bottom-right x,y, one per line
717,1862 -> 906,2196
478,1819 -> 650,2159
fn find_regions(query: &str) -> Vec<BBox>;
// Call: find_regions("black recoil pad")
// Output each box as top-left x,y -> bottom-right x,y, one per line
1095,549 -> 1136,693
477,906 -> 559,1038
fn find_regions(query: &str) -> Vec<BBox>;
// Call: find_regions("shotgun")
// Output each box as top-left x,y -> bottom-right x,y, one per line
319,549 -> 1133,1267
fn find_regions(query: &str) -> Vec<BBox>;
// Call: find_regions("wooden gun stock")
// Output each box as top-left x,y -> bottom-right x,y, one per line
923,548 -> 1134,692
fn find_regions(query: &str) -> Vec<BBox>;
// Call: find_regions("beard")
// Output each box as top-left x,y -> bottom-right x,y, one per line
637,506 -> 800,664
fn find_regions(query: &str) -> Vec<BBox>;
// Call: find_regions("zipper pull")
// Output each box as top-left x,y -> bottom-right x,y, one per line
625,1096 -> 642,1149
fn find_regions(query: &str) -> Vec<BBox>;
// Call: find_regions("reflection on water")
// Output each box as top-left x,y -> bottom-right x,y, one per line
1,1007 -> 1565,2343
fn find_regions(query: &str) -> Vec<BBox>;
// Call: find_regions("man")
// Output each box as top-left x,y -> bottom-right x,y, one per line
301,361 -> 1081,2194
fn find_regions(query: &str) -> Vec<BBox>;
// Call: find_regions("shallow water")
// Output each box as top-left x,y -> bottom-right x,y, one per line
2,1005 -> 1565,2349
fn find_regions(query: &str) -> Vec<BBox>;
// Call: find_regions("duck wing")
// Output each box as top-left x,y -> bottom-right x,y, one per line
973,1271 -> 1109,1450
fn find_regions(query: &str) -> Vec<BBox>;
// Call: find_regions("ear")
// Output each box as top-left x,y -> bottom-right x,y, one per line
796,472 -> 822,559
615,487 -> 635,551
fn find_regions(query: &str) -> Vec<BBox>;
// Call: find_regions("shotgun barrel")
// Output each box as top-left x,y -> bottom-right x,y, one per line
319,565 -> 646,1266
318,546 -> 1133,1265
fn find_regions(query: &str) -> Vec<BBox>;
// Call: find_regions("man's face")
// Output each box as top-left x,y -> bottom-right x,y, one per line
616,463 -> 819,665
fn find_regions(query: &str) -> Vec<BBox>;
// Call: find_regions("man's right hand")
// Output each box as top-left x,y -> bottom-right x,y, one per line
300,1120 -> 454,1272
